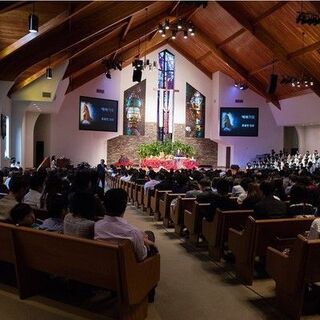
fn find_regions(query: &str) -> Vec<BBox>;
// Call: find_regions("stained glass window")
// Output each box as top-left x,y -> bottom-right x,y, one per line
157,50 -> 175,141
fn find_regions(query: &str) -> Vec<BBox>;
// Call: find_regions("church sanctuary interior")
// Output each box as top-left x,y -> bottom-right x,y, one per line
2,1 -> 320,319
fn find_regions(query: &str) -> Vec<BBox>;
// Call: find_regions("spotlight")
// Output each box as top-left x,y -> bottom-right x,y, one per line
177,19 -> 183,29
161,31 -> 166,38
105,70 -> 111,79
165,19 -> 170,30
183,30 -> 188,39
190,29 -> 195,36
158,24 -> 163,33
46,67 -> 52,79
188,24 -> 193,32
171,30 -> 177,40
28,13 -> 38,33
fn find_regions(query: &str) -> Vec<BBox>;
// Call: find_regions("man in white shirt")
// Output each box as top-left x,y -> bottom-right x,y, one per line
23,174 -> 44,209
94,188 -> 156,262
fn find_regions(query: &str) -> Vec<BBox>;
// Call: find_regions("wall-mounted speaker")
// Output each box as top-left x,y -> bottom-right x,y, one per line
266,74 -> 278,94
132,69 -> 142,83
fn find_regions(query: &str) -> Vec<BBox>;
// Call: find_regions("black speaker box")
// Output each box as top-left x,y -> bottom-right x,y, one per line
266,74 -> 278,94
132,69 -> 142,82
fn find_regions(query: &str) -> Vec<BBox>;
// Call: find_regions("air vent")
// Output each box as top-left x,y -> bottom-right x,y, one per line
42,92 -> 51,98
96,89 -> 104,94
235,99 -> 243,103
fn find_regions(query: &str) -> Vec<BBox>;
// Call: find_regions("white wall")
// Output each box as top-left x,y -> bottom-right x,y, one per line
50,72 -> 121,166
212,72 -> 283,167
270,93 -> 320,126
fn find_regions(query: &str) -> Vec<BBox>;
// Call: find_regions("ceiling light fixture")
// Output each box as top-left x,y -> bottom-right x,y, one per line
234,81 -> 248,90
28,2 -> 38,33
158,18 -> 195,40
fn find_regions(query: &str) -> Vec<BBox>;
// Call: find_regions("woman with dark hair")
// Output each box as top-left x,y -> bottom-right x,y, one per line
10,203 -> 36,227
287,184 -> 315,217
64,192 -> 96,239
241,183 -> 263,210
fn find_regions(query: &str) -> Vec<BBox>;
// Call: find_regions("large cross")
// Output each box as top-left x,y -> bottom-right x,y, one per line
154,87 -> 179,141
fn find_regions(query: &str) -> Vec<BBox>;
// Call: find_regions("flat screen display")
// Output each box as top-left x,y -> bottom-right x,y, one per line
79,96 -> 118,132
219,107 -> 259,137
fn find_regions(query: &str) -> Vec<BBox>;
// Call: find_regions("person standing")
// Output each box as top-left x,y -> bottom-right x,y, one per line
97,159 -> 106,191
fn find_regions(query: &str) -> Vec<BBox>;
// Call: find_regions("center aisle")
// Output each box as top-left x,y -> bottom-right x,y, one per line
125,205 -> 284,320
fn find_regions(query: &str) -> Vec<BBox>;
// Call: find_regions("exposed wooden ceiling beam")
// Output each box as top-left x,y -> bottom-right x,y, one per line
249,60 -> 280,76
64,5 -> 197,79
121,16 -> 134,41
288,41 -> 320,60
197,51 -> 212,62
169,41 -> 212,79
195,27 -> 280,108
217,1 -> 288,49
216,1 -> 320,99
0,1 -> 154,81
0,2 -> 95,62
8,54 -> 68,96
67,36 -> 168,94
0,1 -> 29,14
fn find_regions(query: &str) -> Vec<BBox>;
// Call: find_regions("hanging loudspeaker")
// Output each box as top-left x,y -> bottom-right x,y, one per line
266,74 -> 278,94
132,69 -> 142,82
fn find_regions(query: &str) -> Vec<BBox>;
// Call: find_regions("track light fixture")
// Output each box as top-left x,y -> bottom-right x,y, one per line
296,11 -> 320,25
46,67 -> 52,79
158,18 -> 195,40
28,2 -> 38,33
280,75 -> 314,88
234,81 -> 248,90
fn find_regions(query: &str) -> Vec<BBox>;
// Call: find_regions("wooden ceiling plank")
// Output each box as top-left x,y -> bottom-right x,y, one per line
64,5 -> 198,79
216,1 -> 320,99
169,41 -> 212,79
0,1 -> 29,14
197,51 -> 212,62
195,27 -> 280,108
217,1 -> 287,49
0,1 -> 155,81
249,60 -> 281,76
288,41 -> 320,60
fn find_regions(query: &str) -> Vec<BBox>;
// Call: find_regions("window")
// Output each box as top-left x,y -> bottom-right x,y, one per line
157,50 -> 175,141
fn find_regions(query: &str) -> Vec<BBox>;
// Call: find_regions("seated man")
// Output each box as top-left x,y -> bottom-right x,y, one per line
197,178 -> 237,221
40,194 -> 68,232
254,181 -> 287,219
10,203 -> 36,227
23,174 -> 44,209
94,188 -> 157,262
0,175 -> 26,222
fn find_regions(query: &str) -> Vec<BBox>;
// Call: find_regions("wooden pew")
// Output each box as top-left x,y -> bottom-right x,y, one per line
150,190 -> 172,221
0,223 -> 160,320
143,189 -> 154,214
266,235 -> 320,320
184,202 -> 210,244
136,184 -> 145,208
170,197 -> 196,236
202,209 -> 253,261
228,216 -> 314,285
159,193 -> 185,228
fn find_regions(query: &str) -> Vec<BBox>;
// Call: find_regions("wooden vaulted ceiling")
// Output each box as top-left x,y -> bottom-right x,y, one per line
1,1 -> 320,107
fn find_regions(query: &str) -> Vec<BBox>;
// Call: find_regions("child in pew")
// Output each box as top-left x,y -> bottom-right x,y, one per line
39,194 -> 68,233
10,203 -> 39,228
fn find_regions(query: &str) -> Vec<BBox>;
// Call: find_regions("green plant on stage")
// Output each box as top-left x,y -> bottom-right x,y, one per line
138,140 -> 195,159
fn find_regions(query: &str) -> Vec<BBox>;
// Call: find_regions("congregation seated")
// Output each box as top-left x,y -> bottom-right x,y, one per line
197,178 -> 237,221
94,188 -> 157,262
287,184 -> 316,217
0,170 -> 8,194
254,181 -> 287,219
64,192 -> 95,239
0,175 -> 26,222
185,180 -> 201,198
39,194 -> 68,232
231,178 -> 245,197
